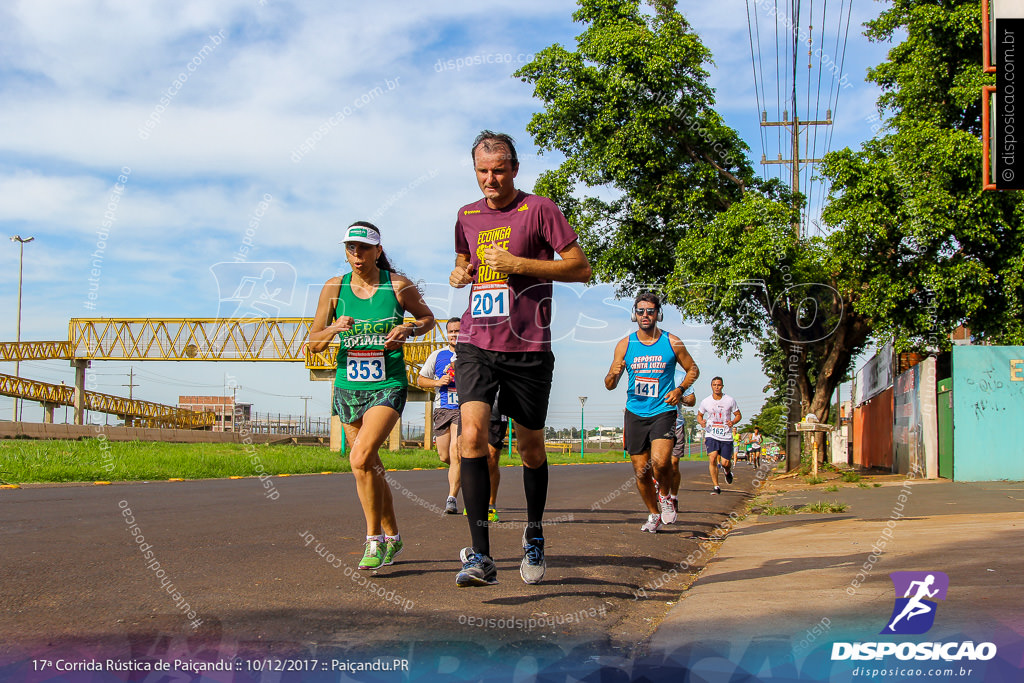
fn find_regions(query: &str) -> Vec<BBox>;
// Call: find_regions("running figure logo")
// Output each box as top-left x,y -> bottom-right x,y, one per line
881,571 -> 949,635
209,262 -> 296,319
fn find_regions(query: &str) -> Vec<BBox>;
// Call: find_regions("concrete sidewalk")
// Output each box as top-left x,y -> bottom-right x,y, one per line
644,472 -> 1024,680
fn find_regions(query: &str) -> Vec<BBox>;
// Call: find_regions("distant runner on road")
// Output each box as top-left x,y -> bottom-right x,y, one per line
697,377 -> 741,495
417,318 -> 463,514
484,392 -> 506,523
668,389 -> 697,510
604,293 -> 698,533
748,427 -> 763,468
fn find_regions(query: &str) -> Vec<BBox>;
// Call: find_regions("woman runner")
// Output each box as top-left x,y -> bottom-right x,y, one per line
308,221 -> 434,569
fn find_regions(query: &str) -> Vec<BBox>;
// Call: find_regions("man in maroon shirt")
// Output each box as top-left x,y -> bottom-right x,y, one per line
450,130 -> 591,587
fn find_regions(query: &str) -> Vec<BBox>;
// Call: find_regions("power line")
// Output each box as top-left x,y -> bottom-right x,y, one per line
816,0 -> 855,231
775,0 -> 783,184
746,0 -> 770,170
746,0 -> 859,233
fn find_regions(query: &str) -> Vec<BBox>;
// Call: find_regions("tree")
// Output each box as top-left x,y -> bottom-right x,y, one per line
676,408 -> 699,443
516,0 -> 868,431
746,398 -> 788,441
820,0 -> 1024,347
517,0 -> 1023,449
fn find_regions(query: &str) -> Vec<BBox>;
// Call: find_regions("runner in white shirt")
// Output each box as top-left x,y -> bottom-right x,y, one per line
696,377 -> 742,495
748,426 -> 763,468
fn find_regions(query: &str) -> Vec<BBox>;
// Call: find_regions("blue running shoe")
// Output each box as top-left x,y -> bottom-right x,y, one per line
456,548 -> 497,586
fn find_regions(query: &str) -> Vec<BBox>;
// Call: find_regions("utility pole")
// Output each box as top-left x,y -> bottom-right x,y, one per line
760,109 -> 833,238
761,97 -> 832,472
122,366 -> 138,400
578,396 -> 587,457
11,234 -> 34,422
300,396 -> 311,434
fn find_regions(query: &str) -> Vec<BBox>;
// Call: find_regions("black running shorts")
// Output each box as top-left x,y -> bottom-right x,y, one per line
488,416 -> 508,449
624,409 -> 676,455
454,343 -> 553,431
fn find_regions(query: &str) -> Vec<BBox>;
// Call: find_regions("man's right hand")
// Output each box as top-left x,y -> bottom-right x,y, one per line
449,263 -> 475,288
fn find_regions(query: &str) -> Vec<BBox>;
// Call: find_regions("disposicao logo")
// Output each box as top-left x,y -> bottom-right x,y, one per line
882,571 -> 948,635
831,570 -> 997,662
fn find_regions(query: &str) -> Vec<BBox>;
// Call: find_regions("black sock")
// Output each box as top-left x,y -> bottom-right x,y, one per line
523,460 -> 548,542
461,457 -> 491,557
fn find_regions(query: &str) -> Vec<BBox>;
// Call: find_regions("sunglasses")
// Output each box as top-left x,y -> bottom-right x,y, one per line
634,307 -> 658,316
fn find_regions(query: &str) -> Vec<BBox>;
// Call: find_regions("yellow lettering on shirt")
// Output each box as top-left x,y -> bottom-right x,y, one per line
475,229 -> 512,283
478,226 -> 512,243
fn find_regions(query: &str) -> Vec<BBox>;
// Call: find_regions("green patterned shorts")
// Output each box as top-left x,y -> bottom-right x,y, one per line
332,385 -> 407,424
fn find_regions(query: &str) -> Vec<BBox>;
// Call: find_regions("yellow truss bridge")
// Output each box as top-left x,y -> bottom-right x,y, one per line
3,318 -> 445,428
0,372 -> 214,428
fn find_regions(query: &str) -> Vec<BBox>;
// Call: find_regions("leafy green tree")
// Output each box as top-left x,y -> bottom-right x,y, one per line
746,398 -> 788,440
676,407 -> 699,443
820,0 -> 1024,346
517,0 -> 1022,444
516,0 -> 866,427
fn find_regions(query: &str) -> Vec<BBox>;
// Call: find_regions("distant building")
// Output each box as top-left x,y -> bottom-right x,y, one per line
178,395 -> 252,432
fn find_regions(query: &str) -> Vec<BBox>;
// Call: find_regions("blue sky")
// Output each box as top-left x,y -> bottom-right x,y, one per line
0,0 -> 893,429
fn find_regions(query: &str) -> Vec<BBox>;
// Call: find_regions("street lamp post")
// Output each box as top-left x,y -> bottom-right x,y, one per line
10,235 -> 34,422
578,396 -> 587,457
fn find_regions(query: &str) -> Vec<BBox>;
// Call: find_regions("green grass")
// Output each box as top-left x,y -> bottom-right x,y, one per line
873,482 -> 882,488
840,471 -> 862,483
760,505 -> 796,515
745,495 -> 771,512
823,484 -> 839,492
0,440 -> 633,484
805,475 -> 826,485
857,482 -> 871,489
799,500 -> 849,514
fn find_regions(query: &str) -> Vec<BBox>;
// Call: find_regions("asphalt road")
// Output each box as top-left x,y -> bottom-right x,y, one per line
0,459 -> 759,676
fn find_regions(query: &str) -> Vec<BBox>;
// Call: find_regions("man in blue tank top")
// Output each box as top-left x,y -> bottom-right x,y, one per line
605,293 -> 699,533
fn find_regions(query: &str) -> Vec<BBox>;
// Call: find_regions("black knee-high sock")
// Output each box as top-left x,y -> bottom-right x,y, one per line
461,457 -> 491,557
523,460 -> 548,541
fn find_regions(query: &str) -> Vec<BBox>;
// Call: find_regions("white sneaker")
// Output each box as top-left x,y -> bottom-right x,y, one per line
659,495 -> 677,524
640,513 -> 662,533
